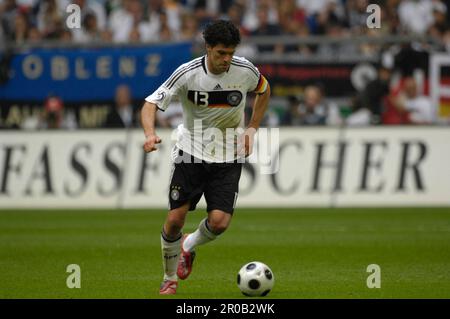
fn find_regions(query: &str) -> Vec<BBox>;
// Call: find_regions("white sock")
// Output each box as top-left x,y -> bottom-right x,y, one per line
183,218 -> 217,252
161,231 -> 182,282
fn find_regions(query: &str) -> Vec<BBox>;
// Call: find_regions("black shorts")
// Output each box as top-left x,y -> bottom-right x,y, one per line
169,149 -> 242,214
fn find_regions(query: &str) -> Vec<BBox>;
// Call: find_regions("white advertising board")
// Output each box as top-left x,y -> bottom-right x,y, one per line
1,127 -> 449,208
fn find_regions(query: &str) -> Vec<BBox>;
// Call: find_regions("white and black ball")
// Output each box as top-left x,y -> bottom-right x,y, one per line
237,261 -> 274,297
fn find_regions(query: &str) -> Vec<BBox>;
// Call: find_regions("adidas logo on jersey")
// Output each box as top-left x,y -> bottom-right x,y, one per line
213,83 -> 222,90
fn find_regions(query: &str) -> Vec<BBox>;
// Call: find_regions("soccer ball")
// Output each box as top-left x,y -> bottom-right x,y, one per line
237,261 -> 275,297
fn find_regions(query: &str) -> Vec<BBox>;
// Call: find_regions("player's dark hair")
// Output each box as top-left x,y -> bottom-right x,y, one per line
203,20 -> 241,48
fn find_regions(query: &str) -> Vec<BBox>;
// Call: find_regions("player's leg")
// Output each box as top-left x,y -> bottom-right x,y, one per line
178,162 -> 242,280
161,202 -> 190,278
159,202 -> 189,294
178,208 -> 236,280
162,148 -> 205,290
177,209 -> 232,280
182,209 -> 231,252
183,161 -> 242,252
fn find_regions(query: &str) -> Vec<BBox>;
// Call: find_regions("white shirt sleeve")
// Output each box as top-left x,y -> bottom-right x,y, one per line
145,64 -> 187,111
241,58 -> 268,94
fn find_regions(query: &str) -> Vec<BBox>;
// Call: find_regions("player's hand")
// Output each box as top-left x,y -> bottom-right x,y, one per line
143,134 -> 162,153
237,128 -> 256,157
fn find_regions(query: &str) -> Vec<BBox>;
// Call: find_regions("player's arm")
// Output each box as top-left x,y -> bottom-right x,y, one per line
240,76 -> 271,157
141,64 -> 187,152
248,81 -> 271,131
141,101 -> 162,153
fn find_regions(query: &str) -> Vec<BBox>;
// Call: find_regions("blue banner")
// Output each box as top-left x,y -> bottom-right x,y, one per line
0,42 -> 192,102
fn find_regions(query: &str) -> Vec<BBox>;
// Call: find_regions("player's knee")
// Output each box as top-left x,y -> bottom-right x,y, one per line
166,213 -> 185,233
207,217 -> 230,235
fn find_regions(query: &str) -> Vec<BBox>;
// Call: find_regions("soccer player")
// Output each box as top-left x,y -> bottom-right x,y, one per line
141,20 -> 270,295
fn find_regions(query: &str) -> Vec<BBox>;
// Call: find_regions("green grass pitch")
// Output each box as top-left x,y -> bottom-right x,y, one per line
1,208 -> 450,299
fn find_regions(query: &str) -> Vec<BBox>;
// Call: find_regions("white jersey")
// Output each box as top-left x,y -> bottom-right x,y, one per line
146,55 -> 268,162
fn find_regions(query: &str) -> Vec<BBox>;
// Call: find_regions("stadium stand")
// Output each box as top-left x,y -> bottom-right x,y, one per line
1,0 -> 450,128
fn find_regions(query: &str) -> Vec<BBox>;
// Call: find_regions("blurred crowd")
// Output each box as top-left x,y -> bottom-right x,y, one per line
1,0 -> 449,51
12,71 -> 443,130
1,0 -> 449,129
276,70 -> 440,127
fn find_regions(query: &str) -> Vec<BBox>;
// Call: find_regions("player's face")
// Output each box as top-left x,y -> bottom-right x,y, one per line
206,44 -> 236,74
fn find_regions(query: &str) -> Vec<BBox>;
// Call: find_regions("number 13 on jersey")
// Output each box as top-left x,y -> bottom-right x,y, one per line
194,91 -> 209,107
